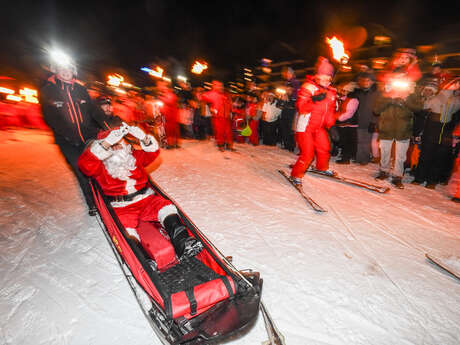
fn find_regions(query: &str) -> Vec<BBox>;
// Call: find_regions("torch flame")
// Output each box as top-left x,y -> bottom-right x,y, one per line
191,61 -> 208,74
326,36 -> 349,63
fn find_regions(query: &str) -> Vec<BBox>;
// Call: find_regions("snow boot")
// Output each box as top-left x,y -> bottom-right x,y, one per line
391,176 -> 404,189
163,214 -> 203,259
289,176 -> 302,187
375,170 -> 389,180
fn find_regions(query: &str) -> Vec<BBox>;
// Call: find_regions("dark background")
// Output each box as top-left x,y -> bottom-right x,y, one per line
1,0 -> 458,85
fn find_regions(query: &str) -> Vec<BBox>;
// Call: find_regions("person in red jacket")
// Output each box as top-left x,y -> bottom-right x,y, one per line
78,124 -> 203,263
289,57 -> 337,185
201,80 -> 234,151
448,123 -> 460,203
157,80 -> 180,149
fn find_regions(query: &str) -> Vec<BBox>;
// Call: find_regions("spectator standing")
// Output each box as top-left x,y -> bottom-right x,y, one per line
279,67 -> 300,152
260,92 -> 282,146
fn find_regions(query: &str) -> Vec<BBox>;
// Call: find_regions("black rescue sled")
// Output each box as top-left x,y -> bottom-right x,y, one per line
90,178 -> 263,344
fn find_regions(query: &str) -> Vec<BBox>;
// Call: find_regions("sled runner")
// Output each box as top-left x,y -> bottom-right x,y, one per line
90,178 -> 263,344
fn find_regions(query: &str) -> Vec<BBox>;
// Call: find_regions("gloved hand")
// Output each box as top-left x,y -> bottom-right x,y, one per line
104,125 -> 129,146
311,93 -> 326,102
128,125 -> 147,141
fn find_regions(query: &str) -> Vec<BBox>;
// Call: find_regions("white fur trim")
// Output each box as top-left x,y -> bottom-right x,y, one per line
125,177 -> 137,194
157,204 -> 178,226
90,141 -> 113,160
140,135 -> 159,152
125,227 -> 140,242
110,188 -> 154,208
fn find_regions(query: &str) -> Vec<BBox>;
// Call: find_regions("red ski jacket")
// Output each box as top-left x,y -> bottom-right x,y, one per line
201,90 -> 231,118
296,76 -> 337,131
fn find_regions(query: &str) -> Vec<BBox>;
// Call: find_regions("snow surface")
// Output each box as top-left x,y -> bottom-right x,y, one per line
1,129 -> 459,345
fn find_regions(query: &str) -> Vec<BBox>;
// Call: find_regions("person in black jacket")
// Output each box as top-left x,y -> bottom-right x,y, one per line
39,52 -> 113,215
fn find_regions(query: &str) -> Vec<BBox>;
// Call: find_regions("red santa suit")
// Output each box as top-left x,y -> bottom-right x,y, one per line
201,89 -> 233,148
291,71 -> 337,179
158,89 -> 180,147
78,133 -> 178,268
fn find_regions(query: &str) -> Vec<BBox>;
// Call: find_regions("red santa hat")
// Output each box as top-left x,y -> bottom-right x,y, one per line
315,57 -> 334,77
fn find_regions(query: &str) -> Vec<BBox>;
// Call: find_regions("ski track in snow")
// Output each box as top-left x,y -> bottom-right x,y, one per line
0,129 -> 459,345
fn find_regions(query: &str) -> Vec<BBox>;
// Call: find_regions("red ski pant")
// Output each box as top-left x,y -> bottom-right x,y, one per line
291,128 -> 330,178
164,118 -> 180,147
249,119 -> 259,145
213,117 -> 233,147
448,155 -> 460,198
113,194 -> 177,268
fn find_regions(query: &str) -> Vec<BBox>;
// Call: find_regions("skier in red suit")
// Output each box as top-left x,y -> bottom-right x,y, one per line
290,57 -> 337,185
201,80 -> 234,151
78,124 -> 202,265
449,122 -> 460,203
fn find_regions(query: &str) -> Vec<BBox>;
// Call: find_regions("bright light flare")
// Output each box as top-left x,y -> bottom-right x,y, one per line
155,100 -> 164,107
177,75 -> 187,82
191,61 -> 208,74
391,79 -> 410,90
114,87 -> 127,95
6,94 -> 22,102
0,87 -> 15,94
107,74 -> 124,87
275,88 -> 286,95
326,36 -> 349,63
19,88 -> 39,103
49,49 -> 73,67
151,66 -> 164,78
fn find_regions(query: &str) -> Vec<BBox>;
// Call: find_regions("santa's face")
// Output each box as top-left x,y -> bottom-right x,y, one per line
103,142 -> 137,180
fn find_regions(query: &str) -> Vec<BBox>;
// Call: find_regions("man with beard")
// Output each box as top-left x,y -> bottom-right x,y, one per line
78,124 -> 203,262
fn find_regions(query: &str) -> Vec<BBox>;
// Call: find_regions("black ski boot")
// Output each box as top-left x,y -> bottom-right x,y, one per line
391,176 -> 404,189
375,170 -> 389,180
163,214 -> 203,259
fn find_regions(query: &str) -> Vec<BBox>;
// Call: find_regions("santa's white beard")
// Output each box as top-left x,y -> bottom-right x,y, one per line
103,144 -> 137,180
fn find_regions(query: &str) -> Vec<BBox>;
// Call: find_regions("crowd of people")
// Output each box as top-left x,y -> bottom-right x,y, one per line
3,46 -> 459,209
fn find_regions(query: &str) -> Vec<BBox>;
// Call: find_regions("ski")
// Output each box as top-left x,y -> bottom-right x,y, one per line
278,169 -> 327,212
307,168 -> 390,193
425,253 -> 460,280
260,301 -> 286,345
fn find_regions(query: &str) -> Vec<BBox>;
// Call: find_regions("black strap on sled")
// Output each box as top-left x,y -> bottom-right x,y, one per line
185,288 -> 197,316
220,276 -> 235,299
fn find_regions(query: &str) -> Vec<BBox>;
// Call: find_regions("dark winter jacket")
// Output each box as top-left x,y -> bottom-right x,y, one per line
374,92 -> 423,140
40,76 -> 112,146
354,84 -> 378,129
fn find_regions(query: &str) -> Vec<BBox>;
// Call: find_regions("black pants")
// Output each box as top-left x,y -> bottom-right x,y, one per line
415,120 -> 456,184
280,108 -> 296,151
337,127 -> 357,161
355,128 -> 372,163
56,139 -> 95,209
196,116 -> 212,140
262,120 -> 279,146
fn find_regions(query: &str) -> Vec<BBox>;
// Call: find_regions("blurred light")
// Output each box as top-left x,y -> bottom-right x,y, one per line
151,66 -> 164,78
191,61 -> 208,74
162,76 -> 171,83
244,68 -> 252,72
19,88 -> 39,103
261,58 -> 272,67
374,35 -> 391,45
107,74 -> 124,87
49,49 -> 73,68
326,36 -> 349,63
262,67 -> 272,74
141,67 -> 153,73
155,100 -> 164,107
275,88 -> 286,95
244,77 -> 252,81
114,88 -> 127,95
0,87 -> 15,94
244,72 -> 253,76
391,79 -> 410,90
177,75 -> 187,82
121,82 -> 133,88
6,94 -> 21,102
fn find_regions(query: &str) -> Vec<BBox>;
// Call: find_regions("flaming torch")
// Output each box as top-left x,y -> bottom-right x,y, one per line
191,61 -> 208,75
326,36 -> 349,65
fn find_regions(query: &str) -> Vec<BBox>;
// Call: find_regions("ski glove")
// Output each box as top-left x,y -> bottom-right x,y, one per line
104,125 -> 129,146
311,93 -> 326,102
128,125 -> 147,141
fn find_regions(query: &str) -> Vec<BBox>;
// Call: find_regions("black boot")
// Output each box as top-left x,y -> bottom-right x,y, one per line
375,170 -> 389,180
163,214 -> 203,259
391,176 -> 404,189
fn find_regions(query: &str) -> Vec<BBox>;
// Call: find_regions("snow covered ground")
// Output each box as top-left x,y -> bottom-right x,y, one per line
1,129 -> 459,345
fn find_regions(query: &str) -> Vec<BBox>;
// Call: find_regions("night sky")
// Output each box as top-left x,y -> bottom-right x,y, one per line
1,0 -> 458,84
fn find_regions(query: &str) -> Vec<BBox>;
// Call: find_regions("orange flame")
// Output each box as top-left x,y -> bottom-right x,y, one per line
191,61 -> 208,74
326,36 -> 349,63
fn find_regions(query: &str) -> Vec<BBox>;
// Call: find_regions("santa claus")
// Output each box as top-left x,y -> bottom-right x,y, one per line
78,123 -> 202,263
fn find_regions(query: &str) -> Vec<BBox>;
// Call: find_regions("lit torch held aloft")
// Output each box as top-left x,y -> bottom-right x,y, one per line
326,36 -> 349,64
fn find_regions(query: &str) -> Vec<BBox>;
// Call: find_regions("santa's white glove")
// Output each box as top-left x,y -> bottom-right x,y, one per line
104,125 -> 129,146
128,125 -> 147,141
